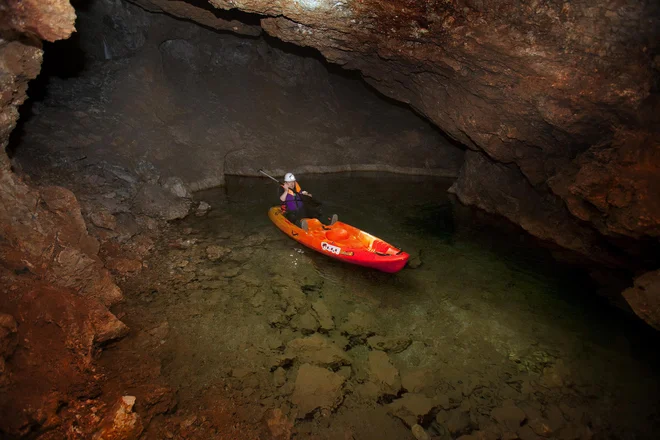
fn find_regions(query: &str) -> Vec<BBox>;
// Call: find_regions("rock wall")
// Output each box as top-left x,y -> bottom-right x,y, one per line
0,1 -> 145,436
12,0 -> 464,194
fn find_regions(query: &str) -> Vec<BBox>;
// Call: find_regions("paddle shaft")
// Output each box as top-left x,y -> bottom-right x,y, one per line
258,169 -> 282,185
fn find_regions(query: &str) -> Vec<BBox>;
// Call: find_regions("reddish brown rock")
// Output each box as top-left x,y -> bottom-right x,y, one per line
622,270 -> 660,331
264,408 -> 293,440
291,363 -> 345,417
0,313 -> 18,360
93,395 -> 144,440
106,258 -> 143,275
0,0 -> 76,42
550,129 -> 660,240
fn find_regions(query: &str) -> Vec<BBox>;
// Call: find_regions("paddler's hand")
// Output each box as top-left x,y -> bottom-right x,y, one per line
301,191 -> 312,196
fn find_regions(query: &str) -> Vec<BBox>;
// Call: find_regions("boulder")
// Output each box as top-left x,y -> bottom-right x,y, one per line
132,183 -> 191,221
291,364 -> 345,417
388,393 -> 438,427
622,270 -> 660,331
195,201 -> 211,216
491,404 -> 527,432
340,310 -> 378,338
285,334 -> 350,368
411,424 -> 429,440
292,312 -> 318,334
161,176 -> 191,199
367,350 -> 400,394
93,396 -> 143,440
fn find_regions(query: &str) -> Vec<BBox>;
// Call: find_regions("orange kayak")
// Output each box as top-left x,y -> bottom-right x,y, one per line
268,206 -> 409,273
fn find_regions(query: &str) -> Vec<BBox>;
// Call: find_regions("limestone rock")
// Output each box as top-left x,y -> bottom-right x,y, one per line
195,201 -> 211,216
291,364 -> 345,417
444,408 -> 472,436
311,300 -> 334,331
411,424 -> 429,440
161,176 -> 191,199
265,408 -> 293,440
401,369 -> 433,394
0,314 -> 18,359
367,335 -> 412,354
367,350 -> 400,394
132,183 -> 191,221
622,269 -> 660,331
90,210 -> 117,230
105,258 -> 143,275
273,367 -> 287,387
285,334 -> 350,368
340,310 -> 377,338
93,396 -> 143,440
388,393 -> 438,427
408,253 -> 423,269
292,312 -> 318,334
206,245 -> 231,261
491,404 -> 526,432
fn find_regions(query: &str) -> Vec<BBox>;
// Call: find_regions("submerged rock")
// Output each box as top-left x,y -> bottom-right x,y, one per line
412,424 -> 430,440
491,404 -> 526,432
311,300 -> 334,331
340,310 -> 378,339
367,351 -> 400,395
291,364 -> 345,417
367,335 -> 412,353
388,393 -> 438,427
206,245 -> 231,261
195,201 -> 211,216
132,183 -> 191,221
285,334 -> 350,368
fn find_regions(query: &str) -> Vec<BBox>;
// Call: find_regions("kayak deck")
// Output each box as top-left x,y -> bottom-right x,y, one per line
268,206 -> 409,273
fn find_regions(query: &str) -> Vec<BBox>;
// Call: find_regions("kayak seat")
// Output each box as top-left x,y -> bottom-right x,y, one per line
325,228 -> 349,242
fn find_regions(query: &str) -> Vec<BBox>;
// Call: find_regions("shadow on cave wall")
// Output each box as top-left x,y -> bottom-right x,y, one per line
6,0 -> 465,164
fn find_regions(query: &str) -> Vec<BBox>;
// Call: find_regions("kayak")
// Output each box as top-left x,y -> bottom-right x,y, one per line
268,206 -> 409,273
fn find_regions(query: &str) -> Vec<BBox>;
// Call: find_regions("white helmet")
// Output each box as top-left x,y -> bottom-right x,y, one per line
284,172 -> 296,182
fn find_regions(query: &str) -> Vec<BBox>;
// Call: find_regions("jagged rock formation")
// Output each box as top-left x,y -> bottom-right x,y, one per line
0,1 -> 139,436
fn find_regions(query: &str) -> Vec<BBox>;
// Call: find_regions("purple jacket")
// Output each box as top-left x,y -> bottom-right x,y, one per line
283,190 -> 303,212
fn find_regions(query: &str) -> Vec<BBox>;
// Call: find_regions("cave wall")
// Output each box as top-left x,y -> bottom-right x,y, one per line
12,0 -> 464,195
0,0 -> 137,436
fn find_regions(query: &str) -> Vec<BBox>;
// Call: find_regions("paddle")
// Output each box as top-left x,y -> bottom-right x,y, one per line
258,169 -> 283,186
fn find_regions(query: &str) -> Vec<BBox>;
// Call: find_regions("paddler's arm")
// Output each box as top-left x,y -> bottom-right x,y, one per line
279,187 -> 288,202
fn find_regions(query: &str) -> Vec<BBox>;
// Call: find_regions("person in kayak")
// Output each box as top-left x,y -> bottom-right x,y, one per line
279,172 -> 336,230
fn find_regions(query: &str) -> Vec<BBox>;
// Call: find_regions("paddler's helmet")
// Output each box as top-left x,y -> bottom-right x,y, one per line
284,172 -> 296,182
